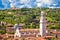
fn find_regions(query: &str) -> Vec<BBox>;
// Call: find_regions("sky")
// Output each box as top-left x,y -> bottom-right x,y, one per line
0,0 -> 60,10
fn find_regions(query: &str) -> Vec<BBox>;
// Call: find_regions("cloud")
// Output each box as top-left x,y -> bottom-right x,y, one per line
48,6 -> 60,8
8,0 -> 32,8
20,0 -> 29,3
53,4 -> 57,6
19,5 -> 24,8
36,0 -> 53,7
42,0 -> 52,5
9,0 -> 15,7
37,3 -> 42,7
2,0 -> 10,9
9,0 -> 12,2
15,0 -> 36,8
1,0 -> 60,10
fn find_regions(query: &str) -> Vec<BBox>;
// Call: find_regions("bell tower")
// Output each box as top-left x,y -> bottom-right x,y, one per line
39,11 -> 46,37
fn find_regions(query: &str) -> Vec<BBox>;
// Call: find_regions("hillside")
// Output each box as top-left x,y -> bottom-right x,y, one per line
0,8 -> 60,29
